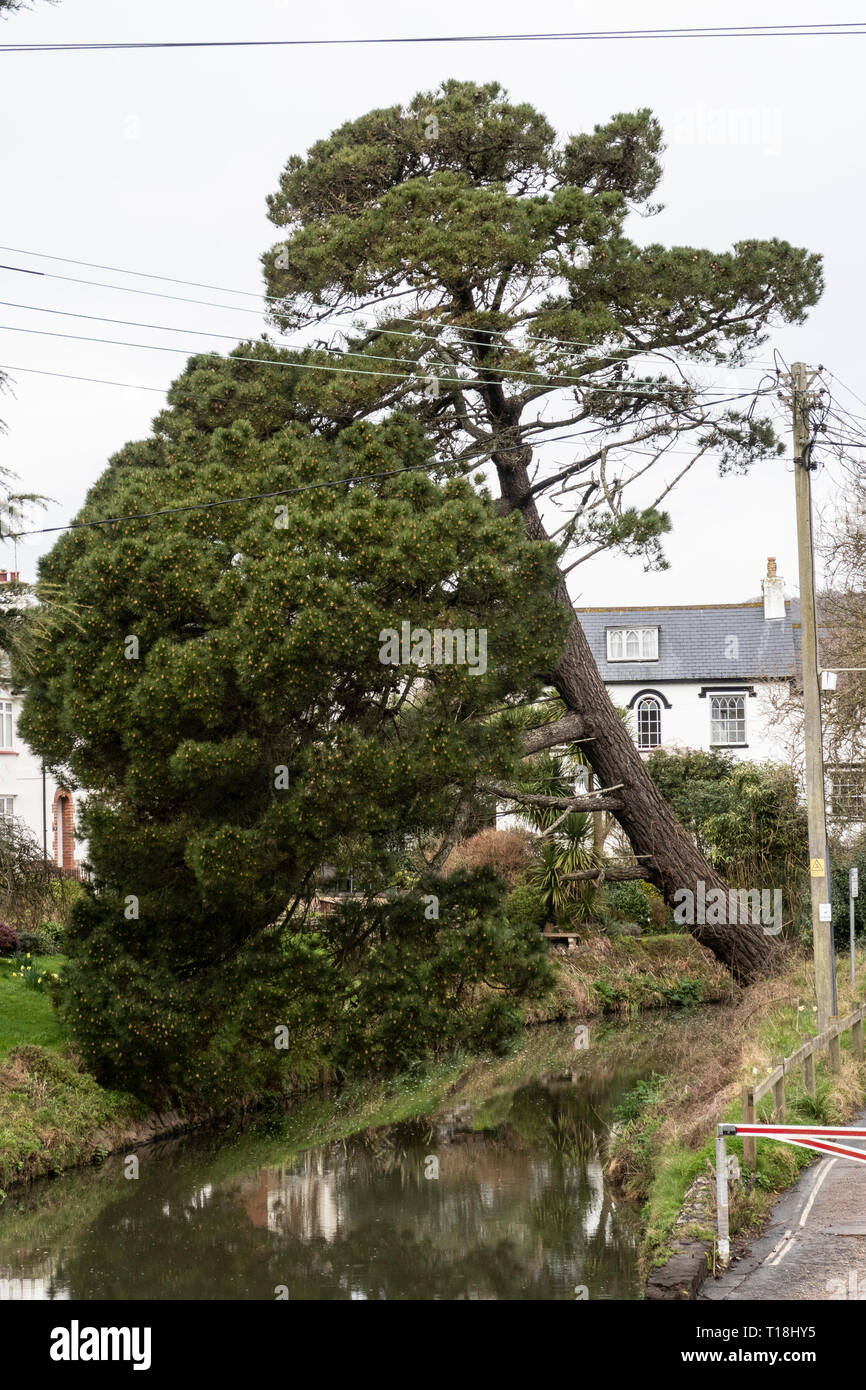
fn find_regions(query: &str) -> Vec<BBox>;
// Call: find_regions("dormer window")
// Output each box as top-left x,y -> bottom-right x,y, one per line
606,627 -> 659,661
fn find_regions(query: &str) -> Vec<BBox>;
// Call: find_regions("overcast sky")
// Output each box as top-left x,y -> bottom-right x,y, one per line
1,0 -> 863,608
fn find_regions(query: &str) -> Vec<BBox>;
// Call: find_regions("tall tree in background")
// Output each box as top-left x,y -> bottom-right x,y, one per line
766,463 -> 866,820
819,467 -> 866,805
261,80 -> 824,981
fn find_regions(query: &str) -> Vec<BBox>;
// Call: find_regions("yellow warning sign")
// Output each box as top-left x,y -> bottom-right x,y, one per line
810,858 -> 825,877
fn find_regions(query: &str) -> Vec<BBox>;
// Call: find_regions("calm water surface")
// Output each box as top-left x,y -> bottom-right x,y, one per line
0,1018 -> 694,1300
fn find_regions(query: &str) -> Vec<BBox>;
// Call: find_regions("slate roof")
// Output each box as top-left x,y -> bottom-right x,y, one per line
575,600 -> 800,683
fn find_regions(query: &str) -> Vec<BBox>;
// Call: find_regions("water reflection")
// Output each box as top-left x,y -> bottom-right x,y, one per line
0,1032 -> 664,1301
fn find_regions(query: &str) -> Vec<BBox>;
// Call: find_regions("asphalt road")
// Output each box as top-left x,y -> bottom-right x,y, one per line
702,1116 -> 866,1300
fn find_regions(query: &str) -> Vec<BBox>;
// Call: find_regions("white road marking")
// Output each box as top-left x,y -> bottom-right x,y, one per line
799,1157 -> 837,1228
766,1157 -> 838,1267
765,1228 -> 793,1264
768,1233 -> 797,1266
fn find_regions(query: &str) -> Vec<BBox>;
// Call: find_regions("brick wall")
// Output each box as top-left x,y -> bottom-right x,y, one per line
52,789 -> 76,870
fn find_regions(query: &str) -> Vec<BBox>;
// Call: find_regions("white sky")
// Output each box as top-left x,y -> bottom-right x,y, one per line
1,0 -> 863,607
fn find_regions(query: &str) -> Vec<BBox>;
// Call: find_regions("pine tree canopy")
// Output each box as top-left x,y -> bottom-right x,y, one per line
20,355 -> 567,1099
262,79 -> 823,569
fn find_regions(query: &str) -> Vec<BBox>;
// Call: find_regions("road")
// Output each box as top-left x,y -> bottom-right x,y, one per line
702,1116 -> 866,1301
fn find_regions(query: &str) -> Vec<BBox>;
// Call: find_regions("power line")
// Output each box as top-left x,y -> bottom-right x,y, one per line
0,255 -> 651,366
0,262 -> 269,317
824,369 -> 866,415
4,419 -> 784,541
0,245 -> 262,298
0,297 -> 770,397
0,362 -> 167,393
0,320 -> 763,401
8,424 -> 638,538
0,246 -> 779,368
2,23 -> 865,54
4,360 -> 771,488
5,465 -> 448,539
0,298 -> 659,389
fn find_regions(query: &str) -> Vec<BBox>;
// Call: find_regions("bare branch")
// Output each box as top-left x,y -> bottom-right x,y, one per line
481,781 -> 623,812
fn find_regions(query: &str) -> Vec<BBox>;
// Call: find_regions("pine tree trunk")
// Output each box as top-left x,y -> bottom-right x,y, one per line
496,446 -> 781,985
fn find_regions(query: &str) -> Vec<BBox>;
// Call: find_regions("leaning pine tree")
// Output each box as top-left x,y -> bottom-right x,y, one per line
259,80 -> 825,982
21,381 -> 568,1102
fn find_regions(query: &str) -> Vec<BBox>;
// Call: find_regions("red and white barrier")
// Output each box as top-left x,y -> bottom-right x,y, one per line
725,1123 -> 866,1164
715,1123 -> 866,1263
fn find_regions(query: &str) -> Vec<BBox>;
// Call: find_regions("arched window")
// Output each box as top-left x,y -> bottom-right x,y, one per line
636,696 -> 661,750
624,628 -> 641,659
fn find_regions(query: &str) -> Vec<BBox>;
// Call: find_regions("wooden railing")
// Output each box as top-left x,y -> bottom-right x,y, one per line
740,1001 -> 866,1166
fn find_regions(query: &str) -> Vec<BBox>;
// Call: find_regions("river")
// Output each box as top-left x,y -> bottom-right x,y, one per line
0,1014 -> 695,1301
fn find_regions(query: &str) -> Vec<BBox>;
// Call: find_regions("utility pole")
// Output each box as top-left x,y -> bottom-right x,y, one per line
788,361 -> 837,1030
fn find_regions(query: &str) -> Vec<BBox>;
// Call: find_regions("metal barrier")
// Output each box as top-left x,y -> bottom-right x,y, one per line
715,1122 -> 866,1262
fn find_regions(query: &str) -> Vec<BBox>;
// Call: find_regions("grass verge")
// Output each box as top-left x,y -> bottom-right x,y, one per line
604,943 -> 866,1275
0,955 -> 67,1057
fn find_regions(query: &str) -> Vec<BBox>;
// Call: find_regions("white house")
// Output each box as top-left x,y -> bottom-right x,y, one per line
0,570 -> 86,876
574,558 -> 797,765
501,558 -> 863,834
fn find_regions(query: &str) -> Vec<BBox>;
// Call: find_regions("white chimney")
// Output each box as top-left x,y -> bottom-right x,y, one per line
762,557 -> 786,620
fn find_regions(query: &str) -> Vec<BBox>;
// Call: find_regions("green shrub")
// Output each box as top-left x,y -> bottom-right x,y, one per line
37,921 -> 66,952
503,875 -> 548,930
613,1074 -> 666,1125
659,978 -> 702,1007
47,875 -> 85,925
57,867 -> 552,1104
604,879 -> 652,932
331,869 -> 554,1073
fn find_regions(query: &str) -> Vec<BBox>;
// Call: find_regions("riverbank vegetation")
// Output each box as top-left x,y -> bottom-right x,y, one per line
605,944 -> 866,1272
0,925 -> 726,1191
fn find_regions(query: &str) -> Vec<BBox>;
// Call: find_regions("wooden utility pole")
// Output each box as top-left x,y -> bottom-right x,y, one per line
789,361 -> 837,1030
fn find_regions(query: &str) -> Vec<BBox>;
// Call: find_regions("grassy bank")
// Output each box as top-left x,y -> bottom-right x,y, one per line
0,931 -> 737,1194
605,944 -> 866,1273
0,955 -> 66,1055
529,932 -> 734,1022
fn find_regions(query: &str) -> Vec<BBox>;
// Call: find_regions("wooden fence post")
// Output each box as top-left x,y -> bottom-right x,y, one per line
803,1051 -> 816,1097
852,1017 -> 864,1063
829,1031 -> 842,1074
742,1086 -> 757,1168
772,1059 -> 787,1122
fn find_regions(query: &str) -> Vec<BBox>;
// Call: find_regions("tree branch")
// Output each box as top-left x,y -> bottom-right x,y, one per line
563,864 -> 650,882
482,780 -> 623,812
520,712 -> 587,754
